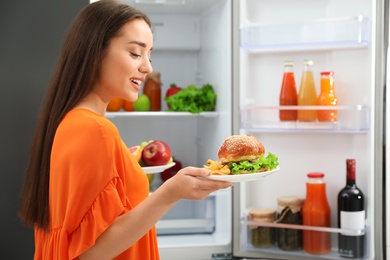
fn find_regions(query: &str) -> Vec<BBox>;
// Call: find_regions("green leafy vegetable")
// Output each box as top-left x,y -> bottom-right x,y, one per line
164,83 -> 217,113
229,152 -> 279,175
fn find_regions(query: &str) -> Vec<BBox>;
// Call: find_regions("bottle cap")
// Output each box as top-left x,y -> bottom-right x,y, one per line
347,158 -> 356,164
303,59 -> 313,66
321,71 -> 334,76
307,172 -> 325,178
284,60 -> 294,66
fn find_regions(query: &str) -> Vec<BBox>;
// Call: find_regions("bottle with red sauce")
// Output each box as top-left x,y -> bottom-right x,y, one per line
279,60 -> 298,121
143,72 -> 162,111
302,172 -> 331,255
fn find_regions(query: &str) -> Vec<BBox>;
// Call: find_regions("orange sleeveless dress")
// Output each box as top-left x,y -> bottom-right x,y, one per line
34,108 -> 159,260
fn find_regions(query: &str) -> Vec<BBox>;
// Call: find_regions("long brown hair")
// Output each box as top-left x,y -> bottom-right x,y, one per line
19,0 -> 151,230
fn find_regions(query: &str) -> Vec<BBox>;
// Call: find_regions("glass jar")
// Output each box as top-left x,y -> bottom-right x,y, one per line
248,208 -> 276,248
143,72 -> 162,111
275,196 -> 304,250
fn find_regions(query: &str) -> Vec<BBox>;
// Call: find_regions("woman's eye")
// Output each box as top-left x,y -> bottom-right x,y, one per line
130,52 -> 141,58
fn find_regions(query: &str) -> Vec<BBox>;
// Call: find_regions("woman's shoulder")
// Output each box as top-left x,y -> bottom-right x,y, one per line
64,108 -> 116,130
58,108 -> 120,142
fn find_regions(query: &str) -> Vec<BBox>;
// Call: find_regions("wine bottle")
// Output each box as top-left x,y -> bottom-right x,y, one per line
337,159 -> 366,258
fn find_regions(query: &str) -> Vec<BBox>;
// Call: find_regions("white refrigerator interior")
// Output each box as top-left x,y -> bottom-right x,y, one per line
233,0 -> 384,259
100,0 -> 234,259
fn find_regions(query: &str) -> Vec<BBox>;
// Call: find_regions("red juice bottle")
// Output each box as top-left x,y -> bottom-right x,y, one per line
279,60 -> 298,121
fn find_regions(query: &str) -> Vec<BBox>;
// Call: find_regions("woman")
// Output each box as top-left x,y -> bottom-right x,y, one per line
19,1 -> 233,259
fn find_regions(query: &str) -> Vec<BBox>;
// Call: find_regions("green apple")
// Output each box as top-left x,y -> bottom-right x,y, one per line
133,94 -> 151,111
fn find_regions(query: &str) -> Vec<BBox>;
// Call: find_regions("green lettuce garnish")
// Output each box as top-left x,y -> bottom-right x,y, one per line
228,152 -> 279,175
164,83 -> 217,114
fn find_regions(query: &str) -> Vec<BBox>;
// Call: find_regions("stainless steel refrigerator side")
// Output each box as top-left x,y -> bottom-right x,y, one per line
374,0 -> 386,259
385,0 -> 390,257
231,0 -> 241,257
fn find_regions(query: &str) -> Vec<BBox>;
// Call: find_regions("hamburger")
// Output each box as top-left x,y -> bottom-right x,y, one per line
205,135 -> 278,175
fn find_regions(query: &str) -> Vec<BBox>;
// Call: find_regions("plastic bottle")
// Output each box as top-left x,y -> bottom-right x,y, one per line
143,72 -> 162,111
317,71 -> 338,122
279,60 -> 298,121
338,159 -> 366,258
302,172 -> 331,254
298,59 -> 317,121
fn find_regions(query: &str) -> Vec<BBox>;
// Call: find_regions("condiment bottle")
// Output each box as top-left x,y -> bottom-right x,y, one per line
298,59 -> 317,121
279,60 -> 298,121
143,72 -> 162,111
275,196 -> 304,251
248,208 -> 276,248
317,71 -> 338,122
302,172 -> 331,254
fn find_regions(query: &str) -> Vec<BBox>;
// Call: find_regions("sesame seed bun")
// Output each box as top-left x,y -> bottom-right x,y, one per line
218,135 -> 265,164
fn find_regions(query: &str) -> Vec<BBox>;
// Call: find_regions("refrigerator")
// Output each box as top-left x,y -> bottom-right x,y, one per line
95,0 -> 386,259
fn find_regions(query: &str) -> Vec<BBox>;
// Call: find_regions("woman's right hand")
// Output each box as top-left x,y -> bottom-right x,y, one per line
159,166 -> 233,203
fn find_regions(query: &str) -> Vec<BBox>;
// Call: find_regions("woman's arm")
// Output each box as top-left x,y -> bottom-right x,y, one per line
79,167 -> 233,260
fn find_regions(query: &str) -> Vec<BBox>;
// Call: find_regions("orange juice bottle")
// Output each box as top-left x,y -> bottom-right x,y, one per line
298,59 -> 317,121
279,60 -> 298,121
302,172 -> 331,254
317,71 -> 338,122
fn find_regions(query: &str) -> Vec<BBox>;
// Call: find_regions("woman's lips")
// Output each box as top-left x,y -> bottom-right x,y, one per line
130,78 -> 142,92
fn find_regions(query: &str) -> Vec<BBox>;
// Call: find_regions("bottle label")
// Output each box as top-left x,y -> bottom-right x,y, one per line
340,211 -> 365,236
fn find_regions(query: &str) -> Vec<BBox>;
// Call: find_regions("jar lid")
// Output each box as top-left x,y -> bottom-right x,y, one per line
321,71 -> 334,76
249,208 -> 276,222
307,172 -> 324,178
277,196 -> 304,207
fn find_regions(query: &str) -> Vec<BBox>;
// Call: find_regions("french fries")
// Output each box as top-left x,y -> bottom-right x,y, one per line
204,159 -> 231,175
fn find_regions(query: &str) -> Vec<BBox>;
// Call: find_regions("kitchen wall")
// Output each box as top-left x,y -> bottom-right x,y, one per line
0,0 -> 88,258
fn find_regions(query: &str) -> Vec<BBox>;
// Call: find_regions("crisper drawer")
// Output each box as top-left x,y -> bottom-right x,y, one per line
156,195 -> 216,235
241,216 -> 369,260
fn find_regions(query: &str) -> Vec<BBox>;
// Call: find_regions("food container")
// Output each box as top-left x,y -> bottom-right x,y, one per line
248,208 -> 276,248
275,196 -> 304,250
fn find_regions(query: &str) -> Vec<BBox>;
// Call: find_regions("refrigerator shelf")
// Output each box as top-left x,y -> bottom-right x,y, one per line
240,105 -> 369,133
241,217 -> 369,259
105,111 -> 219,118
240,15 -> 370,53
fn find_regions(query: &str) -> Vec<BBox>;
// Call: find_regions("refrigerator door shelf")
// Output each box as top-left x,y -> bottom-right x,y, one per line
241,217 -> 368,260
240,105 -> 369,133
240,16 -> 370,53
156,218 -> 215,235
105,111 -> 219,118
157,196 -> 216,235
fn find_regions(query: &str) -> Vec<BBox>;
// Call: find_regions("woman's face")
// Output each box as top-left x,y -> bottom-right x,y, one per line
97,18 -> 153,103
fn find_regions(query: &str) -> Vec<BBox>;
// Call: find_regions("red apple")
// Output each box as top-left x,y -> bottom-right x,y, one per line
142,140 -> 171,166
161,159 -> 182,182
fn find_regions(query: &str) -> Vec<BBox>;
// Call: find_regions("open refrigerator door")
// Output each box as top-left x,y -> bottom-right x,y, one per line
232,0 -> 385,259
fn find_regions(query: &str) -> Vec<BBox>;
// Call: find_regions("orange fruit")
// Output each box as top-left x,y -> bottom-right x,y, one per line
107,98 -> 123,112
123,100 -> 135,111
129,145 -> 142,162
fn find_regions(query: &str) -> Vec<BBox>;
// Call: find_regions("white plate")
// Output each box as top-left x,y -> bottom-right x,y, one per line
142,163 -> 176,174
206,166 -> 280,182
